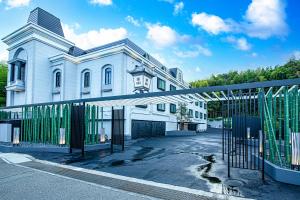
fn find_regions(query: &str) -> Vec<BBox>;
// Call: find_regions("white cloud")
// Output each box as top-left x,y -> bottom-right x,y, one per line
159,0 -> 174,3
4,0 -> 31,9
89,0 -> 112,6
0,50 -> 8,62
0,42 -> 8,62
62,24 -> 127,49
195,67 -> 201,72
191,0 -> 287,39
173,1 -> 184,15
225,36 -> 251,51
174,45 -> 212,58
293,51 -> 300,60
244,0 -> 288,39
146,23 -> 178,48
191,12 -> 231,35
125,16 -> 141,27
251,52 -> 258,57
151,53 -> 167,65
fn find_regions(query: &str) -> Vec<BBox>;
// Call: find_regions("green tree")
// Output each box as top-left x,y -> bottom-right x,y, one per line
176,103 -> 191,130
190,59 -> 300,119
0,63 -> 8,106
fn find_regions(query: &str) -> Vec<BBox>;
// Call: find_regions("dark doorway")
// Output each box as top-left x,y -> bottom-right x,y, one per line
131,120 -> 166,139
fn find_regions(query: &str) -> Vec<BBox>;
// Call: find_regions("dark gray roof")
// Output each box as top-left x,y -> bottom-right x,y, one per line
68,46 -> 86,57
27,7 -> 64,37
26,8 -> 166,72
169,68 -> 177,78
68,38 -> 165,69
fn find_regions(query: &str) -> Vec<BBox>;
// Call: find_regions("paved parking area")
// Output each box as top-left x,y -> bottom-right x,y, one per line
12,129 -> 300,200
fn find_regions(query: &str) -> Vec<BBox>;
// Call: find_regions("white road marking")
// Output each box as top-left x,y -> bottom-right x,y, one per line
35,158 -> 251,200
9,163 -> 160,200
0,153 -> 33,164
0,152 -> 252,200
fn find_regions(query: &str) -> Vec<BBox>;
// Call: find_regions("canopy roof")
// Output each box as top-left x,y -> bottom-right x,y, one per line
1,78 -> 299,111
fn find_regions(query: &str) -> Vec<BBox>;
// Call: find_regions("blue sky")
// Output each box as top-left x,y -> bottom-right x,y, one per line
0,0 -> 299,81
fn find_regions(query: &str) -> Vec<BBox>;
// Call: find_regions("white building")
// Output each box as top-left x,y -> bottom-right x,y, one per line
2,7 -> 207,139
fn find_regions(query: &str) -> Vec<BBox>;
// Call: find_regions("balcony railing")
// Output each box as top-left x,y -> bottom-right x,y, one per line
6,80 -> 25,92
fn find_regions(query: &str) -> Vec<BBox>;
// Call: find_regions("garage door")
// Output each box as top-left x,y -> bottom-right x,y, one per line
131,120 -> 166,139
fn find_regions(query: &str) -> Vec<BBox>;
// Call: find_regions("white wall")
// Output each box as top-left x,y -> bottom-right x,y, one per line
7,41 -> 35,106
208,120 -> 223,129
6,36 -> 208,139
32,41 -> 67,103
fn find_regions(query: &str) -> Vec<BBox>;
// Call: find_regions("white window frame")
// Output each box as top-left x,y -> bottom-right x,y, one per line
81,69 -> 91,94
102,65 -> 113,92
52,69 -> 62,94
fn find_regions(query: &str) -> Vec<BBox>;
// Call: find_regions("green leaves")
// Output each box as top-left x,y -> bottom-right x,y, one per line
190,59 -> 300,88
0,63 -> 8,106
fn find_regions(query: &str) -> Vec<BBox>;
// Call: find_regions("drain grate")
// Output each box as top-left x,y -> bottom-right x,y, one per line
20,161 -> 224,200
222,179 -> 244,197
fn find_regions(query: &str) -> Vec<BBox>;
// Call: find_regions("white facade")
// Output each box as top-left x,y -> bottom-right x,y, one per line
2,8 -> 207,139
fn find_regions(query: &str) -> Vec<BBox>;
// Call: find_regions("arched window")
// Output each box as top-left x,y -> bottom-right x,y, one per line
11,48 -> 27,83
55,71 -> 61,88
104,68 -> 112,85
83,71 -> 90,88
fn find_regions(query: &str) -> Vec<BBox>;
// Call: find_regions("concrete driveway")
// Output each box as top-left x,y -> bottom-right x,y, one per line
17,129 -> 300,200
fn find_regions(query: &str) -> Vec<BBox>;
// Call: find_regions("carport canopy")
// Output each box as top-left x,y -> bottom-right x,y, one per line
1,78 -> 300,110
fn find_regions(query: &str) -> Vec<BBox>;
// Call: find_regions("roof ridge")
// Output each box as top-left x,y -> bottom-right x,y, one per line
27,7 -> 64,37
31,7 -> 60,20
69,38 -> 165,68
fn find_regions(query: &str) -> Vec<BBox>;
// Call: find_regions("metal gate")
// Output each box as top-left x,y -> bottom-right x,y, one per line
222,89 -> 265,179
131,120 -> 166,139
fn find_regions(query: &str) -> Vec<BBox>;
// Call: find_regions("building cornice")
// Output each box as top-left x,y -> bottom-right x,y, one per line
2,23 -> 74,51
49,44 -> 189,88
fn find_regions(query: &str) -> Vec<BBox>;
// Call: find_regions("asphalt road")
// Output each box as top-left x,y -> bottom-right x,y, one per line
0,159 -> 159,200
26,129 -> 300,200
1,129 -> 300,200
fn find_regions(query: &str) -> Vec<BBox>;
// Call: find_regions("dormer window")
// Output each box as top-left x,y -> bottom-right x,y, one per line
178,72 -> 182,82
143,53 -> 150,60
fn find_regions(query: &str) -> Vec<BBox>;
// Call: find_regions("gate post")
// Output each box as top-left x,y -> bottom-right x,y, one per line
69,103 -> 86,156
222,102 -> 224,160
227,89 -> 230,178
111,106 -> 125,154
261,92 -> 265,181
111,106 -> 114,154
258,90 -> 265,181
